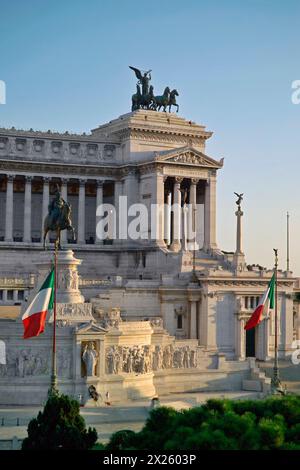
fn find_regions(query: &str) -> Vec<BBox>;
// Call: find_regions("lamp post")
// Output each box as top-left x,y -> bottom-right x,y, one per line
271,248 -> 284,394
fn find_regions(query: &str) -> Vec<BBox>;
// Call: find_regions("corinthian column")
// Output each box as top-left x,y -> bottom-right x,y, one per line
5,175 -> 14,242
78,179 -> 86,244
157,174 -> 166,247
233,195 -> 246,271
23,176 -> 32,243
165,190 -> 172,246
189,300 -> 197,339
188,291 -> 201,339
95,180 -> 103,244
203,175 -> 217,252
170,177 -> 182,252
189,178 -> 199,251
114,179 -> 123,243
236,317 -> 246,360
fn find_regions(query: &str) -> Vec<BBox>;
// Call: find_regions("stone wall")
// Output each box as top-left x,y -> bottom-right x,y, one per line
0,315 -> 252,405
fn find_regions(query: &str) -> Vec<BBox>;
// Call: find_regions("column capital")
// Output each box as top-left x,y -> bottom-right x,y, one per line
96,180 -> 104,188
61,177 -> 69,185
155,165 -> 164,177
187,291 -> 201,302
79,179 -> 86,187
7,174 -> 14,182
174,176 -> 183,184
190,178 -> 199,185
42,176 -> 51,184
25,175 -> 33,183
235,209 -> 244,217
124,168 -> 136,177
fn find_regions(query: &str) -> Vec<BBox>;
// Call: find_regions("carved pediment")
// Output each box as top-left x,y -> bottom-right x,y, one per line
76,321 -> 107,334
154,146 -> 223,169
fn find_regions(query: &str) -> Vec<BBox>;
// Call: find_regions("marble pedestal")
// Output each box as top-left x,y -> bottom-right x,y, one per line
34,249 -> 93,324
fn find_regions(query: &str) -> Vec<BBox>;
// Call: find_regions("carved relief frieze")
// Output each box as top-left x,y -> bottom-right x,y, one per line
0,348 -> 72,378
105,345 -> 152,375
105,343 -> 199,375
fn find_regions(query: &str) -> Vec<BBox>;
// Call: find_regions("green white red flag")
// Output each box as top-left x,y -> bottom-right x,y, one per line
22,269 -> 54,339
244,274 -> 275,330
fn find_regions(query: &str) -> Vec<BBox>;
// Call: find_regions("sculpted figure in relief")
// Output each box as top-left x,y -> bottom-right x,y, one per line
127,349 -> 133,373
82,342 -> 98,377
105,345 -> 153,375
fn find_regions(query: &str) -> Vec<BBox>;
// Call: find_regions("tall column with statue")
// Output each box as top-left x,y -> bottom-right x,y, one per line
233,192 -> 246,272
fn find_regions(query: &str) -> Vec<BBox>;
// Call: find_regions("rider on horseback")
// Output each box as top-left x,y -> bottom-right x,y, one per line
48,184 -> 66,227
43,184 -> 75,249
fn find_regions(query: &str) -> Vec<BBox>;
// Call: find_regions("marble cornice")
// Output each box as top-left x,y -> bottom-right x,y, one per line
0,158 -> 121,178
0,128 -> 97,142
0,128 -> 115,144
98,125 -> 211,145
0,156 -> 218,179
200,277 -> 296,288
126,126 -> 211,140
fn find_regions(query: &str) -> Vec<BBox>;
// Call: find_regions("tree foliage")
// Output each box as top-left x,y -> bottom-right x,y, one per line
22,392 -> 98,450
105,396 -> 300,450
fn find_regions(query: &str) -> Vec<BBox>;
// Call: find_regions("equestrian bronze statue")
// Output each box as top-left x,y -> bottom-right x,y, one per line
129,66 -> 179,113
43,184 -> 75,250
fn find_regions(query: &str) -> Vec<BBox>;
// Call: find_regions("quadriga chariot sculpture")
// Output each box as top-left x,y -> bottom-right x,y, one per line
129,66 -> 179,113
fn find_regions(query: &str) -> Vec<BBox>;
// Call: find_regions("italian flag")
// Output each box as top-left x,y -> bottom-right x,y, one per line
244,274 -> 275,330
22,269 -> 54,339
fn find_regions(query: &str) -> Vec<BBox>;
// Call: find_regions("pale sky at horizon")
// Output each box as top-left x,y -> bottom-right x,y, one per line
0,0 -> 299,275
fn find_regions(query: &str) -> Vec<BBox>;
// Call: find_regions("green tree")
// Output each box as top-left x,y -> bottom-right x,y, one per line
106,430 -> 137,450
105,396 -> 300,450
22,392 -> 97,450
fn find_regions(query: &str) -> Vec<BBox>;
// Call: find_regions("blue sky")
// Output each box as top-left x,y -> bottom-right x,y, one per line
0,0 -> 300,274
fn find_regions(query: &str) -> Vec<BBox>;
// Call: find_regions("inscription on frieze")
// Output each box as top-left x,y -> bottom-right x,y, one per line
163,166 -> 208,179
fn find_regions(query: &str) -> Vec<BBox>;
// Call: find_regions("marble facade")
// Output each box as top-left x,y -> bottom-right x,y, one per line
0,109 -> 299,404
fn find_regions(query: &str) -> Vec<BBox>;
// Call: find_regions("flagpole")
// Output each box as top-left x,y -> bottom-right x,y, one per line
271,248 -> 283,394
49,239 -> 58,395
286,212 -> 290,272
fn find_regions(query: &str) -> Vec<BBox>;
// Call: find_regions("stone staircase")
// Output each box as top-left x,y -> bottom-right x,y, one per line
257,360 -> 300,395
242,358 -> 271,395
193,249 -> 233,273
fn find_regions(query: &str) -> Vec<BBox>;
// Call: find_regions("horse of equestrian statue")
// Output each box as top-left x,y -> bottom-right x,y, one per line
131,84 -> 142,111
139,85 -> 155,109
151,87 -> 170,112
168,89 -> 179,113
43,185 -> 76,250
132,84 -> 155,111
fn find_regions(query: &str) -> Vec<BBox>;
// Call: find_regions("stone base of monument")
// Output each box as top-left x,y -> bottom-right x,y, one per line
35,249 -> 85,304
0,251 -> 270,407
97,372 -> 156,403
28,249 -> 94,324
